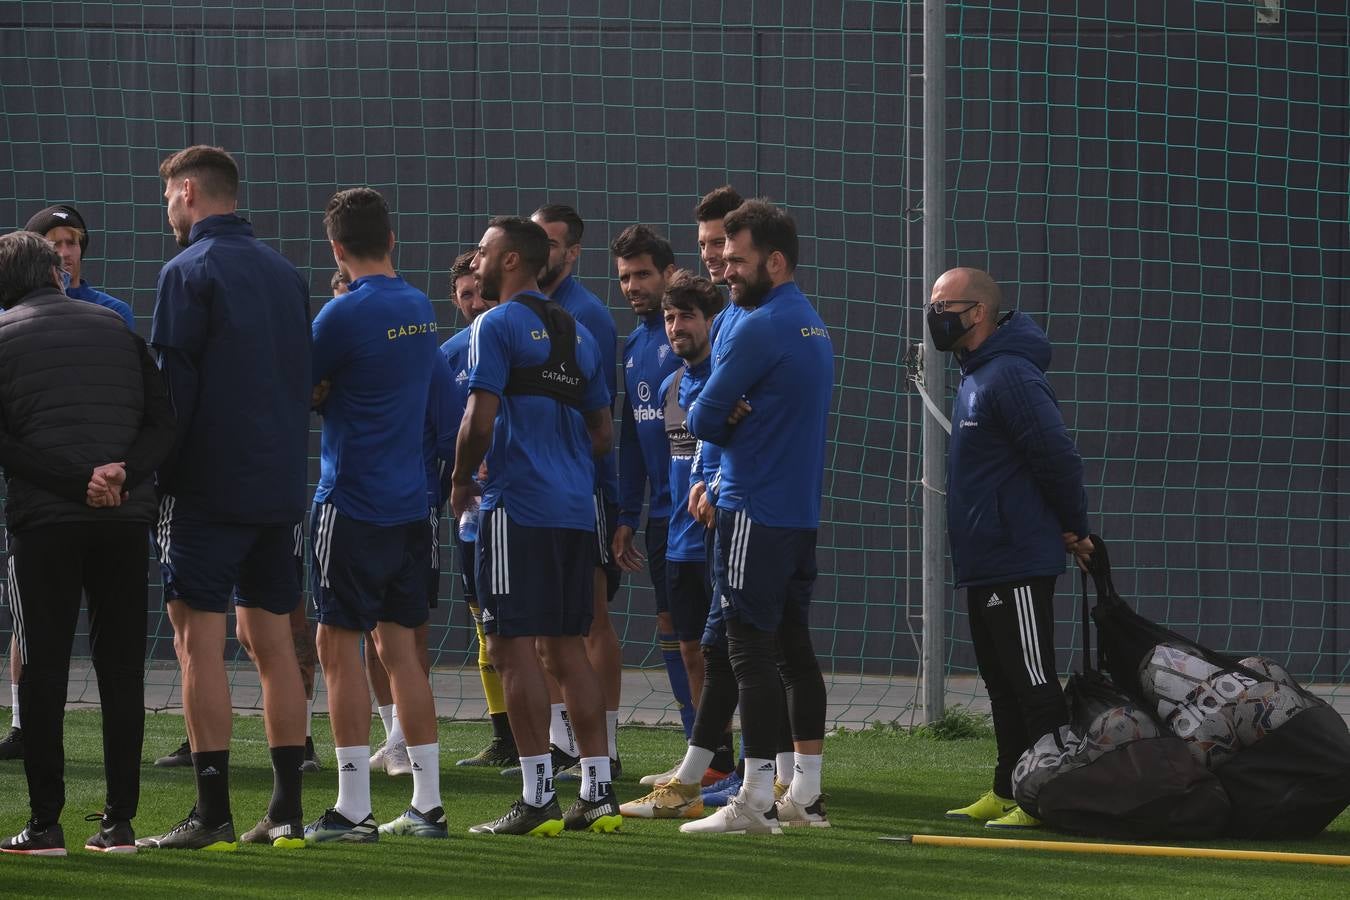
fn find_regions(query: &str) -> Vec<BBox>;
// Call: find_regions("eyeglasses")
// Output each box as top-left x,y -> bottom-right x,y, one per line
927,299 -> 981,315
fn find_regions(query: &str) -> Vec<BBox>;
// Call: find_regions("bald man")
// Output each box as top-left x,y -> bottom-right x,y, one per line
929,268 -> 1093,830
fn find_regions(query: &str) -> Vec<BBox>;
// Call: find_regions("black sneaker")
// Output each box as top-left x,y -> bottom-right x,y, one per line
300,737 -> 321,774
304,808 -> 378,844
0,726 -> 22,760
1,821 -> 65,856
455,736 -> 519,768
612,755 -> 623,781
468,798 -> 564,836
136,811 -> 236,851
550,743 -> 580,776
83,814 -> 136,853
153,738 -> 192,768
242,814 -> 306,849
562,791 -> 622,833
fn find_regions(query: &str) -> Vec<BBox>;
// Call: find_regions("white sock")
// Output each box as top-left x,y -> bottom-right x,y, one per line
306,695 -> 315,739
10,685 -> 18,729
674,744 -> 714,786
742,757 -> 776,812
792,752 -> 822,803
580,756 -> 612,802
605,710 -> 619,759
407,742 -> 441,813
387,710 -> 406,749
548,704 -> 576,756
519,752 -> 555,808
377,704 -> 396,743
334,745 -> 372,823
775,751 -> 795,786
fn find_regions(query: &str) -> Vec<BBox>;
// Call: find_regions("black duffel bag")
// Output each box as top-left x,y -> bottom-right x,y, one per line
1087,535 -> 1350,838
1010,566 -> 1229,840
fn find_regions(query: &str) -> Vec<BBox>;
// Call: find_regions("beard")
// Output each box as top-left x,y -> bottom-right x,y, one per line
537,262 -> 564,291
478,267 -> 503,302
730,262 -> 772,308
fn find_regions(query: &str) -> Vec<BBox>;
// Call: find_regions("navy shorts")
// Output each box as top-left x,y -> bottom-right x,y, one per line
712,508 -> 817,634
457,532 -> 477,603
476,506 -> 595,638
595,491 -> 621,603
155,495 -> 301,615
310,501 -> 431,632
701,526 -> 724,647
666,558 -> 711,643
426,506 -> 441,610
645,517 -> 669,615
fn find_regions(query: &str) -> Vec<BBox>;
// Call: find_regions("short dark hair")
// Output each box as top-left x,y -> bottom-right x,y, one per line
449,249 -> 476,285
532,203 -> 585,246
0,231 -> 61,309
324,187 -> 392,261
661,268 -> 724,319
330,270 -> 348,292
610,224 -> 675,271
722,198 -> 798,271
159,145 -> 240,200
488,215 -> 549,276
695,185 -> 744,223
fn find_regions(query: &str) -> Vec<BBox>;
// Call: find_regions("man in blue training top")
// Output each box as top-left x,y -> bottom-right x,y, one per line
438,251 -> 519,771
608,224 -> 698,739
930,267 -> 1093,830
138,146 -> 311,852
0,203 -> 138,766
303,188 -> 445,844
450,216 -> 618,836
531,203 -> 625,776
684,200 -> 834,835
23,204 -> 135,330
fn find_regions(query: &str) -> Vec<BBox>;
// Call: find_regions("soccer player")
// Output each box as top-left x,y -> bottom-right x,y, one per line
450,216 -> 618,835
623,271 -> 755,821
930,267 -> 1092,830
0,230 -> 174,856
608,225 -> 697,736
138,146 -> 311,851
304,188 -> 446,843
0,204 -> 138,766
439,251 -> 519,770
683,200 -> 834,834
531,203 -> 623,775
365,265 -> 461,780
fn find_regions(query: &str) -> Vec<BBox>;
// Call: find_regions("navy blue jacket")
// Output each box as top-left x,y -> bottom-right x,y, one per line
946,311 -> 1089,588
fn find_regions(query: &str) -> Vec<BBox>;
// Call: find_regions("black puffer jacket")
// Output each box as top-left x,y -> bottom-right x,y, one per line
0,288 -> 175,531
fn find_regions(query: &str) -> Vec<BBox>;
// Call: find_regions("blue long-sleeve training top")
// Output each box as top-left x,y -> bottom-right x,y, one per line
618,312 -> 683,529
553,274 -> 620,504
686,281 -> 833,529
661,354 -> 712,562
689,301 -> 748,497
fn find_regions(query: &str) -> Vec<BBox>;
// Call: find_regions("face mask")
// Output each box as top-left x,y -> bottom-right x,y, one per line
926,306 -> 971,352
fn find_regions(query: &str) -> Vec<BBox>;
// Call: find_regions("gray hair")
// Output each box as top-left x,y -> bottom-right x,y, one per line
0,231 -> 61,309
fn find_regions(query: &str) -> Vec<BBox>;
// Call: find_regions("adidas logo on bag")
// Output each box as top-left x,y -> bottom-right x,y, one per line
986,595 -> 1003,608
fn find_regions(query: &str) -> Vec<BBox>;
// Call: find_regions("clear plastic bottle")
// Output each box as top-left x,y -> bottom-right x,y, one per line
458,496 -> 481,542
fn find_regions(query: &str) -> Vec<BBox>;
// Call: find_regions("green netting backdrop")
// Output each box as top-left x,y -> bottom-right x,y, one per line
0,1 -> 1344,729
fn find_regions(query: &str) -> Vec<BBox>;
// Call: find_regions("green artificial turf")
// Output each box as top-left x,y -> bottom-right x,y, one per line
0,710 -> 1346,897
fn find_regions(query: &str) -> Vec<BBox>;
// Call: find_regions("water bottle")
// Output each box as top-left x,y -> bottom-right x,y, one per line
458,496 -> 481,542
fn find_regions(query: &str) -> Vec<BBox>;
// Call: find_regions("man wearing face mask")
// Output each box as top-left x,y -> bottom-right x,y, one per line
930,267 -> 1094,831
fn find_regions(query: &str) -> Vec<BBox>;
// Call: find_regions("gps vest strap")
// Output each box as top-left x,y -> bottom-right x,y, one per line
504,292 -> 586,408
664,367 -> 695,457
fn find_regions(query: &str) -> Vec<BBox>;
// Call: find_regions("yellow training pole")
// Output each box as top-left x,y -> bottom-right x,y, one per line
884,834 -> 1350,867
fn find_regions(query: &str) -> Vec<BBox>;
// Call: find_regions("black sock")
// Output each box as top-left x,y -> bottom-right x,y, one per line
268,745 -> 305,822
712,732 -> 736,773
490,712 -> 515,745
192,750 -> 232,826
